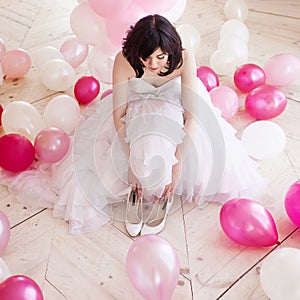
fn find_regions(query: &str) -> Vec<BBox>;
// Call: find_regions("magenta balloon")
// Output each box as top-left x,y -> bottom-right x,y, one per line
60,37 -> 89,68
245,85 -> 287,120
220,198 -> 279,247
74,76 -> 100,104
0,210 -> 10,255
264,53 -> 300,86
1,48 -> 31,78
126,235 -> 180,300
0,134 -> 35,172
196,66 -> 219,92
0,275 -> 44,300
234,63 -> 266,93
209,86 -> 239,121
34,127 -> 70,163
0,104 -> 3,126
284,180 -> 300,227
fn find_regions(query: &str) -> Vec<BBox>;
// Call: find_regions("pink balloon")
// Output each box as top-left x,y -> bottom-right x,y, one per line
134,0 -> 177,13
1,48 -> 31,78
196,66 -> 219,92
0,275 -> 44,300
234,63 -> 266,93
0,38 -> 6,61
100,88 -> 112,100
220,198 -> 279,247
60,37 -> 89,68
0,210 -> 10,255
284,180 -> 300,227
264,53 -> 300,86
106,3 -> 145,48
88,0 -> 132,17
245,85 -> 287,120
0,134 -> 35,172
34,127 -> 70,163
126,235 -> 180,300
209,86 -> 239,121
74,76 -> 100,104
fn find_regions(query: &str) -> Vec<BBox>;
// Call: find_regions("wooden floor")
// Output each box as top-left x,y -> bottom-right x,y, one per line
1,0 -> 300,299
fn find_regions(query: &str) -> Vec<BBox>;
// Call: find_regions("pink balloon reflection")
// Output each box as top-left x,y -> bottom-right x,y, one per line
284,180 -> 300,227
34,127 -> 70,163
220,198 -> 279,247
234,63 -> 266,93
126,235 -> 180,300
245,85 -> 287,120
0,275 -> 44,300
196,65 -> 219,92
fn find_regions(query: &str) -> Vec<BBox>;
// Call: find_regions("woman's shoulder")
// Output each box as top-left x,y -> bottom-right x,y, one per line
113,51 -> 135,84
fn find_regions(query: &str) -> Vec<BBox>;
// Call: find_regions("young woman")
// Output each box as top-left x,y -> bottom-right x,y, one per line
0,15 -> 267,236
112,14 -> 267,236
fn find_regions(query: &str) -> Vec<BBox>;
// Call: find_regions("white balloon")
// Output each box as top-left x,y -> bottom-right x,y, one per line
209,49 -> 241,75
163,0 -> 187,23
260,248 -> 300,300
0,257 -> 10,282
88,46 -> 115,84
176,24 -> 201,54
40,59 -> 76,91
241,120 -> 286,160
224,0 -> 248,21
220,19 -> 249,43
32,46 -> 64,71
43,95 -> 81,134
217,35 -> 248,64
2,101 -> 45,142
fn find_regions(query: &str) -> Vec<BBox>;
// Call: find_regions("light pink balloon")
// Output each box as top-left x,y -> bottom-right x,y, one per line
60,37 -> 89,68
1,48 -> 31,78
0,210 -> 10,255
209,86 -> 239,121
197,65 -> 219,92
34,127 -> 70,163
134,0 -> 176,13
284,180 -> 300,227
70,3 -> 107,46
88,0 -> 132,17
234,63 -> 266,93
245,85 -> 287,120
220,198 -> 279,247
264,53 -> 300,86
105,3 -> 145,48
0,38 -> 6,61
0,275 -> 44,300
126,235 -> 180,300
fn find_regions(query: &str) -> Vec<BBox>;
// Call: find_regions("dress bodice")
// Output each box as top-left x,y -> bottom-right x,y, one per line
127,77 -> 182,108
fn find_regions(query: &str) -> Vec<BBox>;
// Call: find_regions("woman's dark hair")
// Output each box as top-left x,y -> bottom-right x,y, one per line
122,14 -> 183,78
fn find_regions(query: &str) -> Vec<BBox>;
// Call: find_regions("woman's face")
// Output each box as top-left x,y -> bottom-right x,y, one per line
140,48 -> 169,74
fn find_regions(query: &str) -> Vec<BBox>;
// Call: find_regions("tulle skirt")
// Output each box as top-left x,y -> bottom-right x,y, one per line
0,83 -> 268,234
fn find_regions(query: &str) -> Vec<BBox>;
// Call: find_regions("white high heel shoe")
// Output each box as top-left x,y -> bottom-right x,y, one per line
125,187 -> 143,237
141,194 -> 173,235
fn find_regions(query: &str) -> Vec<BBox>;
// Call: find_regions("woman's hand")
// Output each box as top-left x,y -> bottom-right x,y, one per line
128,166 -> 142,198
